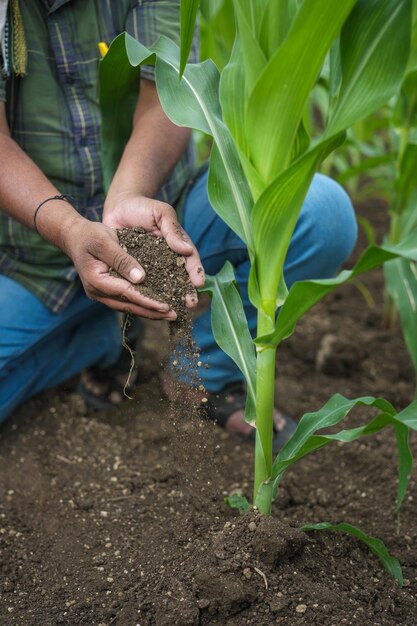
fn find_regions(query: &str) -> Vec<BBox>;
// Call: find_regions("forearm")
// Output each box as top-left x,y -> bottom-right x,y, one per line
106,79 -> 191,205
0,131 -> 83,250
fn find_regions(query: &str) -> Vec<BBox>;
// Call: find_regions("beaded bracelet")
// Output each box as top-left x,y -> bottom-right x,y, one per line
33,194 -> 75,234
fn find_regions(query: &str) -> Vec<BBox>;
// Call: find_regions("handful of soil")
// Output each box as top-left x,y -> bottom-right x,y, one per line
112,227 -> 195,333
112,227 -> 204,402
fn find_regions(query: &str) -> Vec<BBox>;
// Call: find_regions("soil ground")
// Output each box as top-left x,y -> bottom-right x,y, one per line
1,201 -> 417,625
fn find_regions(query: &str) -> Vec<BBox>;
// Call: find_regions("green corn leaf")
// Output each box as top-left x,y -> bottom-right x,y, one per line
257,234 -> 417,348
291,119 -> 311,162
231,0 -> 268,41
200,0 -> 235,70
398,194 -> 417,239
302,522 -> 403,586
328,39 -> 342,103
180,0 -> 200,76
200,0 -> 225,22
272,396 -> 417,516
357,216 -> 377,247
327,0 -> 412,136
225,493 -> 250,513
245,0 -> 356,184
385,258 -> 417,378
249,133 -> 345,312
233,1 -> 267,93
219,38 -> 265,199
394,69 -> 417,129
259,0 -> 299,59
200,262 -> 256,424
395,138 -> 417,213
219,36 -> 245,147
336,153 -> 395,185
99,34 -> 154,191
409,0 -> 417,71
153,40 -> 220,135
272,395 -> 396,477
255,395 -> 417,529
395,425 -> 413,533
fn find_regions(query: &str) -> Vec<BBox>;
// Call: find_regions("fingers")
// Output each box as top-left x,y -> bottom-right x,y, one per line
89,231 -> 145,285
185,291 -> 198,309
156,206 -> 206,289
97,297 -> 177,320
184,255 -> 205,289
85,260 -> 177,318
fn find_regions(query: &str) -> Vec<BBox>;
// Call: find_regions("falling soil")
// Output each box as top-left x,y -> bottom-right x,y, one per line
113,228 -> 209,486
1,201 -> 417,625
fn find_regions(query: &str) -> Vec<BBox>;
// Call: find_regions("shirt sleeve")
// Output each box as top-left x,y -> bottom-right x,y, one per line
125,0 -> 199,81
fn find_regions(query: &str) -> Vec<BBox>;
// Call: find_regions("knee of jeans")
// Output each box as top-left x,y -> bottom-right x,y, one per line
99,315 -> 122,368
311,175 -> 358,271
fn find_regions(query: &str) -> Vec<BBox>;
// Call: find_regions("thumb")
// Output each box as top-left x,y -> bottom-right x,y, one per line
101,236 -> 145,284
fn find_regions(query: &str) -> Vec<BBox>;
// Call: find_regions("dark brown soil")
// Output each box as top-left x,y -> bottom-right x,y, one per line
1,200 -> 417,625
114,227 -> 194,332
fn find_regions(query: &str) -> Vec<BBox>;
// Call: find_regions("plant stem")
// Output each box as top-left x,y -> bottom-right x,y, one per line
253,306 -> 276,514
384,122 -> 410,329
384,212 -> 401,329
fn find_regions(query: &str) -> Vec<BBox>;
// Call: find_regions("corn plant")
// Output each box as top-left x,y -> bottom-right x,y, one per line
199,0 -> 235,71
100,0 -> 417,582
384,6 -> 417,389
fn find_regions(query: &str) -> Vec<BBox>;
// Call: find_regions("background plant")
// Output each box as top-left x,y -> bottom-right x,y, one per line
312,5 -> 417,394
384,7 -> 417,389
100,0 -> 417,582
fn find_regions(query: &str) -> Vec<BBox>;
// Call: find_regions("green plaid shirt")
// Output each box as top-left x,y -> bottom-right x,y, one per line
0,0 -> 196,312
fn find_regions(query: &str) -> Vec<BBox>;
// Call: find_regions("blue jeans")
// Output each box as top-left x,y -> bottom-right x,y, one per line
0,172 -> 357,422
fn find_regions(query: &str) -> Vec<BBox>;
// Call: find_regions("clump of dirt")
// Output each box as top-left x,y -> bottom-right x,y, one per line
140,512 -> 309,626
114,227 -> 195,334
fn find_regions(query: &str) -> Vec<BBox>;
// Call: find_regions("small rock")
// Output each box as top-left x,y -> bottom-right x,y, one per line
296,604 -> 307,614
269,596 -> 289,615
243,567 -> 251,579
248,522 -> 257,532
197,598 -> 210,609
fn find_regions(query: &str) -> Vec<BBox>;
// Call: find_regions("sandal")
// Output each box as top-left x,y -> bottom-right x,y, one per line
77,316 -> 144,410
201,381 -> 297,453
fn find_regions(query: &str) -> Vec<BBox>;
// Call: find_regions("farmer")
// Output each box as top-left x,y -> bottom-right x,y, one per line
0,0 -> 357,448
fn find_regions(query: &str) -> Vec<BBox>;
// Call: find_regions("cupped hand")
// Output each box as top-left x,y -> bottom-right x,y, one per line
63,217 -> 178,319
103,194 -> 205,307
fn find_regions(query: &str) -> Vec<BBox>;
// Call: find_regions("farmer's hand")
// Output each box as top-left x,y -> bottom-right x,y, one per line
103,193 -> 205,308
63,217 -> 178,319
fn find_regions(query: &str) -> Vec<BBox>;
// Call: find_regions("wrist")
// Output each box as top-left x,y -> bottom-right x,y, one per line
36,199 -> 85,252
